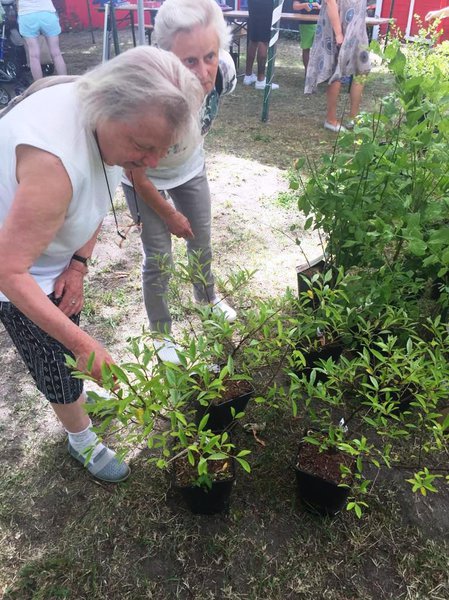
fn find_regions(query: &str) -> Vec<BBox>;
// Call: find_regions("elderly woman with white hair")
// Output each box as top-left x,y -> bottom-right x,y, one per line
122,0 -> 237,364
0,46 -> 203,482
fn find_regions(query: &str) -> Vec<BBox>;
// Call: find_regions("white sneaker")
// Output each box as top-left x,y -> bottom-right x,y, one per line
211,297 -> 237,322
255,79 -> 279,90
243,73 -> 257,85
153,338 -> 182,365
324,121 -> 346,133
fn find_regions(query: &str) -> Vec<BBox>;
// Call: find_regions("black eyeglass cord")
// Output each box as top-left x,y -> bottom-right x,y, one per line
93,130 -> 142,241
93,130 -> 126,241
129,170 -> 141,227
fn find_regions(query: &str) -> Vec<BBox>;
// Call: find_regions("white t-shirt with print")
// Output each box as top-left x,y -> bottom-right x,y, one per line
122,49 -> 236,191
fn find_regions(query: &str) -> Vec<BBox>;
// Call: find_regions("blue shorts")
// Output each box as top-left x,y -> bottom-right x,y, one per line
18,11 -> 62,38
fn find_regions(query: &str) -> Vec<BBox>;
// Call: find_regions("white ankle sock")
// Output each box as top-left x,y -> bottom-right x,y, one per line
67,420 -> 104,460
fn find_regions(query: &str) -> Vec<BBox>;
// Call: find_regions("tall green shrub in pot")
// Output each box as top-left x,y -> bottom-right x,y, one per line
290,40 -> 449,310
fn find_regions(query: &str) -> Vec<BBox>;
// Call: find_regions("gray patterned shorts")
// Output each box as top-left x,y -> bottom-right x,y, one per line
0,294 -> 83,404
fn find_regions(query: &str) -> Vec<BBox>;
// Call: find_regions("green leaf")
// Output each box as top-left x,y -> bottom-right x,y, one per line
109,364 -> 129,384
290,179 -> 299,191
407,239 -> 427,257
354,144 -> 375,168
87,352 -> 95,373
294,157 -> 305,170
207,453 -> 228,460
236,457 -> 251,473
236,450 -> 251,458
304,216 -> 314,230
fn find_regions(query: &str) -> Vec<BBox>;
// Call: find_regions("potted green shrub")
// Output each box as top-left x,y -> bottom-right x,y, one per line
288,37 -> 449,316
166,427 -> 244,515
288,268 -> 363,382
69,336 -> 252,515
293,425 -> 356,516
286,314 -> 449,518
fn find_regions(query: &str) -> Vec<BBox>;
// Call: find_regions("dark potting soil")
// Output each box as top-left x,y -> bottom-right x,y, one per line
296,444 -> 354,486
174,455 -> 234,488
210,378 -> 253,406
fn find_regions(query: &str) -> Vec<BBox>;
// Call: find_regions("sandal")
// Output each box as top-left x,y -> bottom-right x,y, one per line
68,442 -> 131,483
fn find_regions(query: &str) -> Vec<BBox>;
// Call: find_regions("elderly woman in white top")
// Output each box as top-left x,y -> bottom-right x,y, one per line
0,46 -> 203,482
17,0 -> 67,80
122,0 -> 237,364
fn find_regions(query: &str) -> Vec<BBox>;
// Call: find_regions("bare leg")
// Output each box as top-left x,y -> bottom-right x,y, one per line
24,36 -> 43,80
302,49 -> 310,78
245,40 -> 258,76
256,41 -> 268,81
326,80 -> 342,125
349,80 -> 364,119
51,393 -> 89,433
45,35 -> 67,75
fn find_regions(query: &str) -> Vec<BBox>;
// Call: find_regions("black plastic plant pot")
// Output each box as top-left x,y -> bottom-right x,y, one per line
296,259 -> 326,296
294,443 -> 353,516
298,342 -> 344,383
430,276 -> 447,301
197,382 -> 254,432
380,387 -> 415,416
173,460 -> 235,515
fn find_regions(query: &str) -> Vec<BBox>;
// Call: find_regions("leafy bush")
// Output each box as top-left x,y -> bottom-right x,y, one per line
289,37 -> 449,310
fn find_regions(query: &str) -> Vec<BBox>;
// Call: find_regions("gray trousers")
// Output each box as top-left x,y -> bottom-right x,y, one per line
123,167 -> 215,333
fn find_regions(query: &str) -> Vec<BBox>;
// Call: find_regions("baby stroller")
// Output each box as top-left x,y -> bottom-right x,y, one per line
0,2 -> 14,105
0,0 -> 31,105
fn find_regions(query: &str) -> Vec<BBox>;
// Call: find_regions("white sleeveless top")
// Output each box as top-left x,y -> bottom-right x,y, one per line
18,1 -> 56,15
0,82 -> 122,301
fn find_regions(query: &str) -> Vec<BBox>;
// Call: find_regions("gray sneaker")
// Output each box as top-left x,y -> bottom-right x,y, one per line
68,442 -> 130,483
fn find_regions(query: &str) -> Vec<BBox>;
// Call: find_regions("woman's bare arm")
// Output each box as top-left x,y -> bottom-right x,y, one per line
326,0 -> 344,44
0,145 -> 113,379
128,168 -> 194,239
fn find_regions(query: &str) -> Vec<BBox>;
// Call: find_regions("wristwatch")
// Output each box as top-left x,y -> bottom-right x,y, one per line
71,254 -> 90,273
71,253 -> 89,266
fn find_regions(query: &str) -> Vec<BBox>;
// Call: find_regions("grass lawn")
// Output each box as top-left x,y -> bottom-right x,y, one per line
0,29 -> 448,600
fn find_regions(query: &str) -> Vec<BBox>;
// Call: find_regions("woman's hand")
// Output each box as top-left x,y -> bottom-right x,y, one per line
73,337 -> 115,383
293,1 -> 320,10
335,32 -> 344,45
165,210 -> 194,239
54,266 -> 85,316
425,8 -> 449,21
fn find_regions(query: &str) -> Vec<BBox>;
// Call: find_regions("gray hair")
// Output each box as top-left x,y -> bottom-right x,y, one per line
153,0 -> 232,51
76,45 -> 203,141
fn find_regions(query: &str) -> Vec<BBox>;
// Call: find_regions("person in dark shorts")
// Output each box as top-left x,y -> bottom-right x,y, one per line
243,0 -> 279,89
0,47 -> 203,483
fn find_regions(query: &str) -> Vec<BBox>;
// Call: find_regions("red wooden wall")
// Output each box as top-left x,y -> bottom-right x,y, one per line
381,0 -> 449,41
58,0 -> 449,42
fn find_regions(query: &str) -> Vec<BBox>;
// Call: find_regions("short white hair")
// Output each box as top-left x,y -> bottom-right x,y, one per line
76,46 -> 203,142
153,0 -> 232,51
